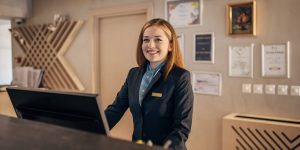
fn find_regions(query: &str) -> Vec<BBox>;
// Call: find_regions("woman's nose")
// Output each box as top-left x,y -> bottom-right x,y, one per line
148,40 -> 155,48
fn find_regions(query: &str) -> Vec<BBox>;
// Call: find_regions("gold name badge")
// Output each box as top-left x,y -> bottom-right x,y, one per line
151,92 -> 162,97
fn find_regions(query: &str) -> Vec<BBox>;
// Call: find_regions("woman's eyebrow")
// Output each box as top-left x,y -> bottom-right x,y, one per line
143,35 -> 162,38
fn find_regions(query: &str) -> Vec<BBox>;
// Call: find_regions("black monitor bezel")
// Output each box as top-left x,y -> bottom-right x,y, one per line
6,87 -> 110,135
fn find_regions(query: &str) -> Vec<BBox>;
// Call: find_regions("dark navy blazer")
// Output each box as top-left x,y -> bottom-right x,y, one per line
105,65 -> 194,150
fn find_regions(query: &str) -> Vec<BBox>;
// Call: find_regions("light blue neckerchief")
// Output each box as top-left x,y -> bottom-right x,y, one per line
138,62 -> 165,106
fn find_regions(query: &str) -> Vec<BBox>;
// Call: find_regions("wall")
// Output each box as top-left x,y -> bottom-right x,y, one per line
0,0 -> 31,18
0,20 -> 12,85
12,0 -> 300,150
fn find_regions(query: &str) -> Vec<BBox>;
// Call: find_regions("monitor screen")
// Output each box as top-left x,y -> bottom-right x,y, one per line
6,87 -> 110,135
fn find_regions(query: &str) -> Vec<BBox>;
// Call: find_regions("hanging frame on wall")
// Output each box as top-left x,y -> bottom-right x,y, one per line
193,32 -> 215,63
192,71 -> 222,96
227,0 -> 256,36
261,41 -> 290,78
228,43 -> 254,78
165,0 -> 203,28
177,33 -> 185,60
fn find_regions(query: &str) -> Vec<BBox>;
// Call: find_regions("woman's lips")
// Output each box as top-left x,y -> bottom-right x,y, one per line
146,50 -> 159,55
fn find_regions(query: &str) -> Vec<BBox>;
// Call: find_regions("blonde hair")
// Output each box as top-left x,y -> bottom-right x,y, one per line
136,18 -> 184,79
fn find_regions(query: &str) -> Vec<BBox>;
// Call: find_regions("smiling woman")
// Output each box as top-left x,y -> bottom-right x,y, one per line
105,18 -> 193,150
0,19 -> 13,86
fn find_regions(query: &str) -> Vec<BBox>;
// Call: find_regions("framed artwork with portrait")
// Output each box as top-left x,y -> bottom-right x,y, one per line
227,1 -> 256,35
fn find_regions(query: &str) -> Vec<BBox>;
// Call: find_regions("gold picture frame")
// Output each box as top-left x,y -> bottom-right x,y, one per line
227,1 -> 256,35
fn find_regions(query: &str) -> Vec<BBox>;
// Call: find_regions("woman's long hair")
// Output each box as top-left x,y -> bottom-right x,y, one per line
136,18 -> 184,79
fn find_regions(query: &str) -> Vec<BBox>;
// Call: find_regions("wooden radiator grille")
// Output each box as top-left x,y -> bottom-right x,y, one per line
11,21 -> 84,91
222,113 -> 300,150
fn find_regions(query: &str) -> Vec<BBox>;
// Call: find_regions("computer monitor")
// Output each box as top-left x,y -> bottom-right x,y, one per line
6,87 -> 110,135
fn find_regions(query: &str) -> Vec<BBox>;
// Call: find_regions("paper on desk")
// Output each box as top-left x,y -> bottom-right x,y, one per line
12,66 -> 44,88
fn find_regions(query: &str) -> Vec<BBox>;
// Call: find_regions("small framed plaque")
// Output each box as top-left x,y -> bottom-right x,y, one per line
193,32 -> 215,63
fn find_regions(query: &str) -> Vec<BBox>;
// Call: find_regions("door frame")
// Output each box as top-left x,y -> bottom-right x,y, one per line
89,2 -> 153,93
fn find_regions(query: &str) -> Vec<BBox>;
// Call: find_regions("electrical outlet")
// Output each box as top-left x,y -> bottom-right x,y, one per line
265,84 -> 276,95
290,86 -> 300,96
253,84 -> 263,94
242,84 -> 251,93
277,85 -> 288,95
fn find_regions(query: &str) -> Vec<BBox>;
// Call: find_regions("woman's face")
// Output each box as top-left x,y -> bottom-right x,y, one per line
142,26 -> 172,69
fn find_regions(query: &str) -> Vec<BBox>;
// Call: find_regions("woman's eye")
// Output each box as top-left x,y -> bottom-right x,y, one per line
155,39 -> 162,42
143,39 -> 149,42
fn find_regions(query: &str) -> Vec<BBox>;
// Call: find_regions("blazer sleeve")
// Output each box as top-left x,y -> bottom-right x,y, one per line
104,69 -> 132,129
165,71 -> 194,150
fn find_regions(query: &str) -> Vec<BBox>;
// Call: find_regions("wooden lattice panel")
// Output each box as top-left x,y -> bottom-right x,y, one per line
11,21 -> 84,91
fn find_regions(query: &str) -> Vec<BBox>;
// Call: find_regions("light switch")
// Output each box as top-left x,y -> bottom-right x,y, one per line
277,85 -> 288,95
253,84 -> 263,94
290,86 -> 300,96
265,84 -> 276,95
242,84 -> 251,93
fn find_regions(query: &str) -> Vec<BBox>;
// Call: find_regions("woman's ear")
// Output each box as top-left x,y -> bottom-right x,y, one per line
168,43 -> 173,52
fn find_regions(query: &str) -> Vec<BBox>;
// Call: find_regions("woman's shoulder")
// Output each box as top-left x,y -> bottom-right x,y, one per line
127,66 -> 145,75
172,65 -> 190,75
170,65 -> 191,79
129,66 -> 143,72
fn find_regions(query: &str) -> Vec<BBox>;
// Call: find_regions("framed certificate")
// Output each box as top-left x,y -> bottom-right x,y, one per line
229,44 -> 254,77
261,41 -> 290,78
192,71 -> 222,96
193,32 -> 215,63
165,0 -> 203,28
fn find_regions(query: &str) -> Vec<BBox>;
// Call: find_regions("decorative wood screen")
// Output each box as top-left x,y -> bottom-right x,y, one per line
11,20 -> 84,91
222,113 -> 300,150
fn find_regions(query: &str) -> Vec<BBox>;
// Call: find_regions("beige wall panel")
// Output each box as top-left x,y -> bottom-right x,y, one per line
98,13 -> 146,140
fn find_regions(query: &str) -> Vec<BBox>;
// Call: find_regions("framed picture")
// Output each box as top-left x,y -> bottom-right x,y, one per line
192,71 -> 222,96
177,33 -> 185,59
193,32 -> 215,63
165,0 -> 203,28
227,1 -> 256,35
262,41 -> 290,78
229,44 -> 254,77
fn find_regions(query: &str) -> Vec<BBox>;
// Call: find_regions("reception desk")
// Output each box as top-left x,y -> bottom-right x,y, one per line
0,92 -> 16,117
0,114 -> 164,150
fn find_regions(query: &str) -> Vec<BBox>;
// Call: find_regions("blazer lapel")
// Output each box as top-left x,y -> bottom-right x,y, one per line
133,67 -> 145,109
131,67 -> 146,140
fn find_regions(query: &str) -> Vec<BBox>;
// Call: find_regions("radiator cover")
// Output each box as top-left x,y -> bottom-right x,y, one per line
222,113 -> 300,150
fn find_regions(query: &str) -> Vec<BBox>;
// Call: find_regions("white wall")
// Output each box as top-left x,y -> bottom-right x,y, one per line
0,20 -> 12,85
12,0 -> 300,150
